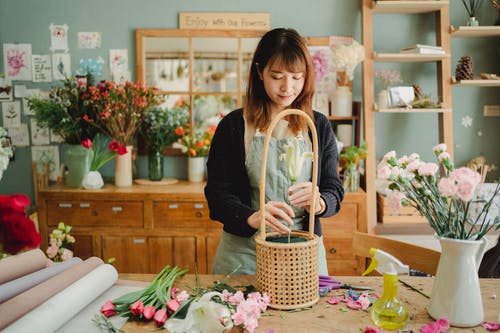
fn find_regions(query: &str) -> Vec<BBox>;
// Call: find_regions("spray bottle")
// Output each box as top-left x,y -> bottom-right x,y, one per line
363,248 -> 410,330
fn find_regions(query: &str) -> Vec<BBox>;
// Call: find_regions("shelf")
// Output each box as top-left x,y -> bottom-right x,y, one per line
451,79 -> 500,87
377,107 -> 452,113
450,25 -> 500,38
372,0 -> 449,14
328,115 -> 360,121
374,52 -> 449,62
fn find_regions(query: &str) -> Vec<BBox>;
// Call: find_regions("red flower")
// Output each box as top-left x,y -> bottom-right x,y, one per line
196,141 -> 205,149
175,126 -> 184,136
1,213 -> 41,255
188,148 -> 197,157
154,308 -> 167,326
0,194 -> 30,214
108,141 -> 120,151
81,138 -> 92,149
130,300 -> 144,316
100,301 -> 116,317
116,145 -> 127,155
142,306 -> 156,320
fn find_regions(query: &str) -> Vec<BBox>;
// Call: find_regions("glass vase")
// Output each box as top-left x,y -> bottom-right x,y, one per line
148,149 -> 164,181
377,89 -> 390,110
343,165 -> 360,192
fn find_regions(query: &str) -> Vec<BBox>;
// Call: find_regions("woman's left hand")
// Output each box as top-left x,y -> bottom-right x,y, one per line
288,181 -> 324,215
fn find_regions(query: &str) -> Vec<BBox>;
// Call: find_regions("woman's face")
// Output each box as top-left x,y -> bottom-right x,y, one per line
260,62 -> 305,115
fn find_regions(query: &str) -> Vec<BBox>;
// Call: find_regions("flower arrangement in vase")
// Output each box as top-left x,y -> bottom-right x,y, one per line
374,69 -> 402,110
330,39 -> 365,116
339,142 -> 367,192
46,222 -> 75,262
81,133 -> 127,189
83,80 -> 162,186
377,143 -> 499,327
0,194 -> 41,257
141,103 -> 189,181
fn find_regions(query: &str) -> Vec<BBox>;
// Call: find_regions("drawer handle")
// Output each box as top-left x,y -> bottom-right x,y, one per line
79,203 -> 90,208
168,204 -> 179,209
133,238 -> 145,244
92,210 -> 98,216
329,248 -> 337,254
111,206 -> 123,212
194,203 -> 204,209
196,211 -> 203,218
58,203 -> 72,208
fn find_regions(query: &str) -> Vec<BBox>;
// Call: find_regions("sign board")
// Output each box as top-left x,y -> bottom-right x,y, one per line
179,12 -> 270,30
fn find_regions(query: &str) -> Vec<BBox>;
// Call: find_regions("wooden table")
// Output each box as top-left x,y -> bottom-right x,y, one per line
117,274 -> 499,333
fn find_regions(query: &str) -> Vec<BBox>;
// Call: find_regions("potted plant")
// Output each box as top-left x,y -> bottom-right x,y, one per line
141,105 -> 189,181
27,73 -> 98,187
339,142 -> 367,192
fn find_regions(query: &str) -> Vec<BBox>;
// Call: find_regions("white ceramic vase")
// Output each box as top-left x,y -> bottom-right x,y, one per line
114,145 -> 133,187
82,171 -> 104,189
377,89 -> 390,110
428,236 -> 489,327
331,86 -> 352,117
188,157 -> 205,182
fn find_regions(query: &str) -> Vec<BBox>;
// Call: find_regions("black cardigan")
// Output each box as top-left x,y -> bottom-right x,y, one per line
204,108 -> 344,237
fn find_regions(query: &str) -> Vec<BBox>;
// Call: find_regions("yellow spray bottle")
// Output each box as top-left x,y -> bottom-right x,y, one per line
363,248 -> 410,330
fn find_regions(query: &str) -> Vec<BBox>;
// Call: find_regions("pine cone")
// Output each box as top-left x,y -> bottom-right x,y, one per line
455,56 -> 473,81
413,84 -> 423,100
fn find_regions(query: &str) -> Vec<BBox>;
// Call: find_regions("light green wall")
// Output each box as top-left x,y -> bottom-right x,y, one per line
0,0 -> 499,206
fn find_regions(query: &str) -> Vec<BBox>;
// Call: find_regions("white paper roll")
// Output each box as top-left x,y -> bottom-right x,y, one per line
336,124 -> 353,147
3,264 -> 118,333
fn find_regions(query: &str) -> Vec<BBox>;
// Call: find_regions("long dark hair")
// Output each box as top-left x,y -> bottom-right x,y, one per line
245,28 -> 314,134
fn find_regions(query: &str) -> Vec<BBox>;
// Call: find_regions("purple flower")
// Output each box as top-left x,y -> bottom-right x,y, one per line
311,50 -> 329,83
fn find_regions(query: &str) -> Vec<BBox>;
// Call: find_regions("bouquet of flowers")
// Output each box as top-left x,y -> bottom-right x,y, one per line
331,39 -> 365,86
0,194 -> 41,257
377,143 -> 500,240
0,127 -> 13,181
374,69 -> 403,90
340,142 -> 367,192
83,80 -> 162,146
174,125 -> 216,158
81,133 -> 127,171
46,222 -> 75,262
28,73 -> 98,144
141,105 -> 189,152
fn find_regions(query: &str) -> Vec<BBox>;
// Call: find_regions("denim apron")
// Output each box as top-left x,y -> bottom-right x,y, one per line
211,128 -> 328,275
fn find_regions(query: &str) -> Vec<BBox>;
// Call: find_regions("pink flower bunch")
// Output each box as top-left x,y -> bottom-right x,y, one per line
377,144 -> 500,240
311,50 -> 329,83
374,69 -> 403,89
225,290 -> 269,333
46,222 -> 75,262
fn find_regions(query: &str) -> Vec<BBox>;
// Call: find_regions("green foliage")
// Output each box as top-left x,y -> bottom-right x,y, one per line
339,142 -> 367,169
141,106 -> 189,151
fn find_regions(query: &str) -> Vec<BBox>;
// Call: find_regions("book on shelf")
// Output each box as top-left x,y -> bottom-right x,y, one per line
400,44 -> 445,55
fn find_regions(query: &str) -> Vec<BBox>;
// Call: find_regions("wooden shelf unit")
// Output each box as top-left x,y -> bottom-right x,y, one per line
452,80 -> 500,87
361,0 -> 453,233
450,25 -> 500,38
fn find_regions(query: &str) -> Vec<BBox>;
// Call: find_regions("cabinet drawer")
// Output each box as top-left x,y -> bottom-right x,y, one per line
153,201 -> 210,228
46,200 -> 143,227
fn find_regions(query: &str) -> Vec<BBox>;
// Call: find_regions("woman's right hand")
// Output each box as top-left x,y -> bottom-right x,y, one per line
247,201 -> 295,234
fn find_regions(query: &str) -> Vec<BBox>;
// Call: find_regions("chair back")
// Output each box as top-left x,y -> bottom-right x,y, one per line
352,231 -> 441,276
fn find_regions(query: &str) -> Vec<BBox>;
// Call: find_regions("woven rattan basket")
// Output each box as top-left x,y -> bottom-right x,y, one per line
255,109 -> 320,310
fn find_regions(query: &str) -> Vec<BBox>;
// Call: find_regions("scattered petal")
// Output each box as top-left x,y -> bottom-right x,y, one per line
482,322 -> 500,332
364,325 -> 380,333
326,297 -> 339,305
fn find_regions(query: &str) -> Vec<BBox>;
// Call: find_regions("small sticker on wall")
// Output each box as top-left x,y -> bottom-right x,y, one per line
3,43 -> 32,81
52,53 -> 71,80
78,32 -> 102,49
461,115 -> 472,128
2,100 -> 21,128
49,24 -> 69,52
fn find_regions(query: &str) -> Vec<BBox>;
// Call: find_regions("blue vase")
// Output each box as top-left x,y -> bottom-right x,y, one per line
64,144 -> 92,187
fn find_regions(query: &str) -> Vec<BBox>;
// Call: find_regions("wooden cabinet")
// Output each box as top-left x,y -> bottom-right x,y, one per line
322,191 -> 366,276
38,182 -> 365,275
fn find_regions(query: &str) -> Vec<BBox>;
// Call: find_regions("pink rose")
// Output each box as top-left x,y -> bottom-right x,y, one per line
60,248 -> 73,261
46,244 -> 59,259
450,167 -> 481,202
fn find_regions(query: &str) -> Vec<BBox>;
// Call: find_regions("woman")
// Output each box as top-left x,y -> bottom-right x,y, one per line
205,28 -> 344,275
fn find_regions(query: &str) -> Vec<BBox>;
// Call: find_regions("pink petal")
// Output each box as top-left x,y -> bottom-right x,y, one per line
346,299 -> 362,310
326,297 -> 339,305
364,326 -> 381,333
482,322 -> 500,332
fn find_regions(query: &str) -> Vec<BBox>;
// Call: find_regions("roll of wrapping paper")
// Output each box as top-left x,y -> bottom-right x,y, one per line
3,264 -> 118,333
0,256 -> 103,330
0,257 -> 83,303
0,248 -> 47,284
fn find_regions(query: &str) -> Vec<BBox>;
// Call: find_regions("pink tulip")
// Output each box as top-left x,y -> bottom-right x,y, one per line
154,308 -> 167,326
142,305 -> 156,320
166,299 -> 180,313
82,138 -> 92,149
100,301 -> 116,317
130,300 -> 144,316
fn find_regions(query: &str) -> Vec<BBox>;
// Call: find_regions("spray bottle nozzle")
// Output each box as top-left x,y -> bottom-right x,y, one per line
362,248 -> 410,276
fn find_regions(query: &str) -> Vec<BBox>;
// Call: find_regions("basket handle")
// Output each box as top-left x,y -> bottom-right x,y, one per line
257,109 -> 319,241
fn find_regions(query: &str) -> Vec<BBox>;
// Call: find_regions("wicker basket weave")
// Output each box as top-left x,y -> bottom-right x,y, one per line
255,109 -> 320,310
